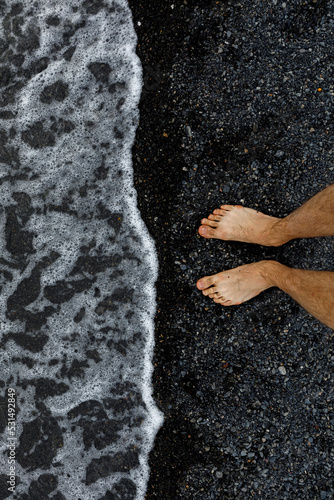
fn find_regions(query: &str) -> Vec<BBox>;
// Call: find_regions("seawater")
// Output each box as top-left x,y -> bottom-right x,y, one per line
0,0 -> 163,498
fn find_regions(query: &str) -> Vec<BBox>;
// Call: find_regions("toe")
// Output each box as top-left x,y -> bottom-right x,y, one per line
220,204 -> 234,210
196,276 -> 214,290
213,209 -> 226,216
208,214 -> 221,221
201,217 -> 218,227
213,297 -> 230,305
198,225 -> 217,238
213,297 -> 231,305
198,225 -> 207,236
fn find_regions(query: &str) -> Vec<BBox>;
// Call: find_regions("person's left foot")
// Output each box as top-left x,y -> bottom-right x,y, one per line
196,262 -> 271,305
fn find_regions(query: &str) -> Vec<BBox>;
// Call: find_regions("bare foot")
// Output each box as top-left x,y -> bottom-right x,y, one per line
198,205 -> 286,246
196,261 -> 272,306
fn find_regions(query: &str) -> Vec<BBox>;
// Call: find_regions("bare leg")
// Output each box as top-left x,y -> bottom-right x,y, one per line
278,183 -> 334,240
198,183 -> 334,246
196,261 -> 334,330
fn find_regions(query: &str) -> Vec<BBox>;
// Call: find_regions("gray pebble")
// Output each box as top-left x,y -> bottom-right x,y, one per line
278,366 -> 287,375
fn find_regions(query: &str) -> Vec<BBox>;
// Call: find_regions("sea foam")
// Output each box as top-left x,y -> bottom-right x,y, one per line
0,0 -> 163,498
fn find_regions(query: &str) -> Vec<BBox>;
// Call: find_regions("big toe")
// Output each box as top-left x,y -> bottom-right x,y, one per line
198,225 -> 216,238
196,276 -> 214,290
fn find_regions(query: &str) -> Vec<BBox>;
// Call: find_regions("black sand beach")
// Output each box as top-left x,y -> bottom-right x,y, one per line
128,0 -> 334,498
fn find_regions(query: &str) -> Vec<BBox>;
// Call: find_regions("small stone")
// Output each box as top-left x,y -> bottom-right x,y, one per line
216,471 -> 223,479
278,366 -> 286,375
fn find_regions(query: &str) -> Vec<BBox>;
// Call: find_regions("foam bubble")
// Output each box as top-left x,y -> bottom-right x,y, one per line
0,0 -> 163,498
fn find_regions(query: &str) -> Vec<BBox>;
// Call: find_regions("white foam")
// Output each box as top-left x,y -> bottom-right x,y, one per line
0,0 -> 163,498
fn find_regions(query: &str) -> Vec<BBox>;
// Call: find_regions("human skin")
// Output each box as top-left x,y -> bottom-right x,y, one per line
196,183 -> 334,329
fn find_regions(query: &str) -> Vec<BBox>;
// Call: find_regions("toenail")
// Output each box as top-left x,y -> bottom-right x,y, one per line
197,281 -> 204,289
200,227 -> 207,235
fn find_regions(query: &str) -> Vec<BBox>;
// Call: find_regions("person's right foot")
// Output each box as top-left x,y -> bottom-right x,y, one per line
198,205 -> 286,246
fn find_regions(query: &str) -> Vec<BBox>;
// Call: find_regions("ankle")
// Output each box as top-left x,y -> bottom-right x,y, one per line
268,218 -> 291,246
258,260 -> 286,287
